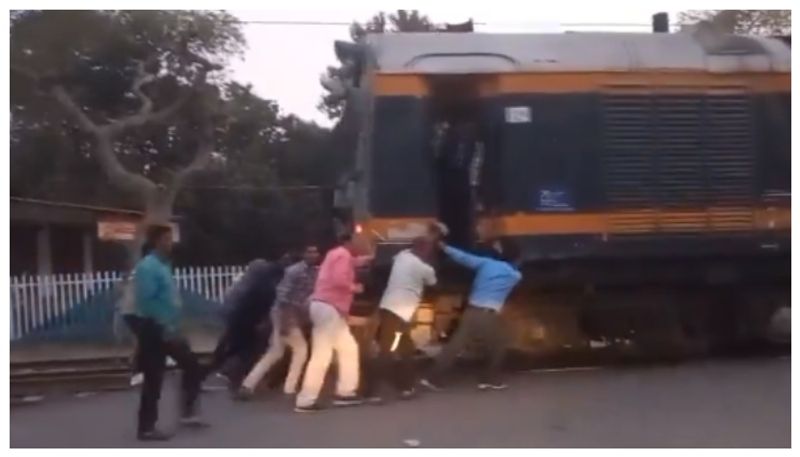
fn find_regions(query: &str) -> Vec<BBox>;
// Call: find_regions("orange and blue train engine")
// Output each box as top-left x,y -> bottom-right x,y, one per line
335,30 -> 790,354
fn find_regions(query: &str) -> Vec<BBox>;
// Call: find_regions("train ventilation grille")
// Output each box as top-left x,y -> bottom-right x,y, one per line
608,208 -> 755,233
602,89 -> 755,233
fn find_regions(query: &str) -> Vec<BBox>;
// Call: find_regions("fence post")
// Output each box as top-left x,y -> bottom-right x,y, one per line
214,266 -> 223,302
54,273 -> 63,329
174,266 -> 181,290
206,266 -> 214,302
20,275 -> 29,336
40,274 -> 49,332
198,266 -> 207,299
208,266 -> 216,302
82,272 -> 96,300
180,267 -> 188,291
207,266 -> 215,300
10,276 -> 19,340
64,273 -> 74,328
190,267 -> 199,296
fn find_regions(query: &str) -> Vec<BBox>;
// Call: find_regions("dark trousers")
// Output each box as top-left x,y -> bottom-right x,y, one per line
207,316 -> 272,382
430,306 -> 507,384
365,309 -> 416,396
128,316 -> 203,433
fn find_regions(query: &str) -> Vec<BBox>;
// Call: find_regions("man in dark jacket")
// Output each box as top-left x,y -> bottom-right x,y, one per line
209,257 -> 288,389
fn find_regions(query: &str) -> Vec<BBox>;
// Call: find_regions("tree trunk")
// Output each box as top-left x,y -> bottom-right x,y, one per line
126,186 -> 177,269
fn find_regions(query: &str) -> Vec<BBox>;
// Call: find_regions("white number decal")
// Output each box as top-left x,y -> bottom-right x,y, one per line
505,106 -> 531,124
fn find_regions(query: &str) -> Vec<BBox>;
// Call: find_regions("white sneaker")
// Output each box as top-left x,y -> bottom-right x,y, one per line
477,382 -> 508,391
130,372 -> 144,386
419,378 -> 444,392
332,395 -> 364,407
215,372 -> 230,382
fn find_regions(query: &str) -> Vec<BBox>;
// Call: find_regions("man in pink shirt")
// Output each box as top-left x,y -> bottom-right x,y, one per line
295,233 -> 372,412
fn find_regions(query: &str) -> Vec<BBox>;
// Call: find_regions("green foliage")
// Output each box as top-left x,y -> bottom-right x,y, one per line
318,10 -> 437,121
678,10 -> 791,35
10,10 -> 248,204
10,10 -> 340,263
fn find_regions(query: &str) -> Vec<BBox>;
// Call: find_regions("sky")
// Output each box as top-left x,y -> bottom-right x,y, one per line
229,7 -> 685,126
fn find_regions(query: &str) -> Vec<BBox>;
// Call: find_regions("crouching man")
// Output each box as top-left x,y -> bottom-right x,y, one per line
238,244 -> 321,398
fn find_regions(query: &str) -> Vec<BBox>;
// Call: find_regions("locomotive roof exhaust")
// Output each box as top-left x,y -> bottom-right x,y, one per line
652,12 -> 669,33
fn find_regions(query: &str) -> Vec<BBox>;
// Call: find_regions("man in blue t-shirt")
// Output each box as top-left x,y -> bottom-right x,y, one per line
131,224 -> 207,441
421,238 -> 522,391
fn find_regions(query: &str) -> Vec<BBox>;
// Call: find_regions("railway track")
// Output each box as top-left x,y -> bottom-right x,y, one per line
11,342 -> 787,406
10,354 -> 214,403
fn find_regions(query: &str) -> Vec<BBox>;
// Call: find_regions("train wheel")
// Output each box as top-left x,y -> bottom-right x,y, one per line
766,302 -> 790,344
631,300 -> 687,359
505,292 -> 589,353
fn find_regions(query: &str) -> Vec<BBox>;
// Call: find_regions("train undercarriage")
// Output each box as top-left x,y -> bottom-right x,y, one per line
353,250 -> 790,360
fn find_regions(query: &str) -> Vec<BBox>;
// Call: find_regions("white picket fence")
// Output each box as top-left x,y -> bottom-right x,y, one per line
9,265 -> 245,341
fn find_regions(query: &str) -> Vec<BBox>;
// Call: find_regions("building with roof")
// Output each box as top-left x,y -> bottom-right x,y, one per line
10,197 -> 143,276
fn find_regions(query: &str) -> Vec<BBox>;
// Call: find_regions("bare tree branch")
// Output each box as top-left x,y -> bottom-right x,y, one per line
107,53 -> 221,134
50,85 -> 102,135
12,63 -> 155,195
49,84 -> 155,196
14,45 -> 224,212
107,91 -> 190,134
131,60 -> 155,116
94,133 -> 158,195
106,59 -> 185,133
10,64 -> 42,82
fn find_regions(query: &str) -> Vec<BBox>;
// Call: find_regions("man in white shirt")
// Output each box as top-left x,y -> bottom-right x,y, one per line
365,236 -> 437,402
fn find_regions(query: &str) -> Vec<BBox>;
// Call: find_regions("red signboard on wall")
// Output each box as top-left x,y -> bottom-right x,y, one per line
97,217 -> 180,242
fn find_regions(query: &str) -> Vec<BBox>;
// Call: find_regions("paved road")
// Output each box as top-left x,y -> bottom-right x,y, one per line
10,357 -> 790,448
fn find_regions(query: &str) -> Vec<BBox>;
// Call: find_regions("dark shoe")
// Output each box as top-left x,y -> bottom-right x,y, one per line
419,378 -> 444,392
478,381 -> 508,391
332,395 -> 364,407
137,429 -> 172,441
179,416 -> 210,428
233,387 -> 255,402
295,403 -> 323,413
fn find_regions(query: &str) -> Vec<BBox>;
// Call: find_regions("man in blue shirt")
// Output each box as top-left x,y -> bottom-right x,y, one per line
132,224 -> 207,441
421,238 -> 522,391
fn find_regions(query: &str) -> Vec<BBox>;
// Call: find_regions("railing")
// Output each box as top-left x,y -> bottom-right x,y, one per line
9,265 -> 245,341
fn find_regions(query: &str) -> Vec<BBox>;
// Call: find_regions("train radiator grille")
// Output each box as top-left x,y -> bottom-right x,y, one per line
602,88 -> 756,234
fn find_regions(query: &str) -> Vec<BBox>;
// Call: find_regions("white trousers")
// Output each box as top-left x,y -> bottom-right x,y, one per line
295,300 -> 359,408
241,307 -> 308,394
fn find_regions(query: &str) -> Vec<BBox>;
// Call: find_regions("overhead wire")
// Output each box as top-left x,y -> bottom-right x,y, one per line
229,18 -> 656,30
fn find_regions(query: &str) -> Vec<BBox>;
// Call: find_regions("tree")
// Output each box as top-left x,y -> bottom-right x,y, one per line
317,10 -> 437,121
678,10 -> 791,35
349,9 -> 435,41
11,10 -> 245,261
207,82 -> 285,187
11,11 -> 343,269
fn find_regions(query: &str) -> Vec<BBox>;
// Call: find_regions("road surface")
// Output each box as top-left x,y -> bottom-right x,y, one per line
10,356 -> 790,448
